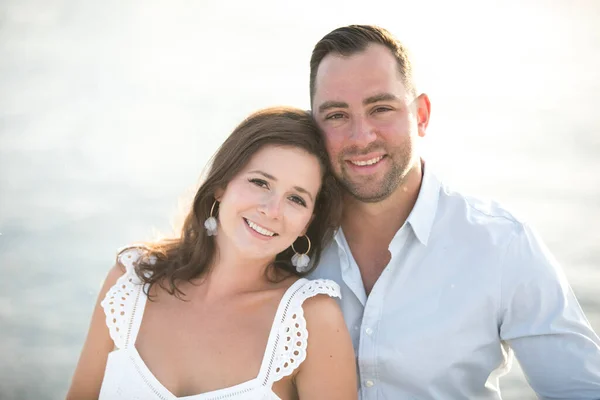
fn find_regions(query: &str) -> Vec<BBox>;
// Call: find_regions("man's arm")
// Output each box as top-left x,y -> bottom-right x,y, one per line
499,222 -> 600,399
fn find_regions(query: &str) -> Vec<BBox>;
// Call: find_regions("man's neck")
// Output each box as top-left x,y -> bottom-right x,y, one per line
341,161 -> 424,245
340,161 -> 424,295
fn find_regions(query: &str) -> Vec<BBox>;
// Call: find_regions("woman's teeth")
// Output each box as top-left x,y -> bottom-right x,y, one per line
245,219 -> 276,237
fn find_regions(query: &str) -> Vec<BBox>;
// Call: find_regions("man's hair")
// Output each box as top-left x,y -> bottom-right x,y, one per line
309,25 -> 416,103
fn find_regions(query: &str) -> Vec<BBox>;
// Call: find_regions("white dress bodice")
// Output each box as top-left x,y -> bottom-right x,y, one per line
98,247 -> 341,400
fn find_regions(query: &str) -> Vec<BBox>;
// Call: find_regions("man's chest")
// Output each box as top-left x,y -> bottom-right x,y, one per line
343,257 -> 506,397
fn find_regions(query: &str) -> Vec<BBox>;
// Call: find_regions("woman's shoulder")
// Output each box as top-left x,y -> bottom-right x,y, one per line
269,277 -> 344,338
282,287 -> 356,398
98,245 -> 153,350
278,277 -> 344,341
295,278 -> 342,322
115,244 -> 154,273
291,278 -> 341,303
268,277 -> 349,384
96,245 -> 153,290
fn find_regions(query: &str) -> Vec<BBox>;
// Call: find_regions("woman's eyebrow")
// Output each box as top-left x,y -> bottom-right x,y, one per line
249,170 -> 314,202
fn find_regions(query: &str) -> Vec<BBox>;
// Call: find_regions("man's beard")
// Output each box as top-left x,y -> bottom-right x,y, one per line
337,144 -> 413,203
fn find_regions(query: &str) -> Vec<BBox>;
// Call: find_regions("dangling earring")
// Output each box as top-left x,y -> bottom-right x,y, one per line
291,235 -> 311,273
204,200 -> 218,236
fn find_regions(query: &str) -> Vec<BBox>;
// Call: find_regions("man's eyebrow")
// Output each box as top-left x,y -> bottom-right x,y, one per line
248,170 -> 314,201
364,93 -> 400,105
317,94 -> 400,114
318,101 -> 348,114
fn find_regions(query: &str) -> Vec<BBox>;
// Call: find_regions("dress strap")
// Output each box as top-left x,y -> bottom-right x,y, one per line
258,278 -> 341,386
100,246 -> 150,349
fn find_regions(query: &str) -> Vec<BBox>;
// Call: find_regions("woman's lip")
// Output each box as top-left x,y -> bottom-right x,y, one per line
243,218 -> 278,238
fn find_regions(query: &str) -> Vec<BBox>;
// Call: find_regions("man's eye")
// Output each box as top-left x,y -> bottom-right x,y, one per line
249,178 -> 268,188
373,106 -> 392,113
325,113 -> 345,120
289,195 -> 307,207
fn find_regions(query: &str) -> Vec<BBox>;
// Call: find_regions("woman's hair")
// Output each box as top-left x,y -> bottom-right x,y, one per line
129,106 -> 342,298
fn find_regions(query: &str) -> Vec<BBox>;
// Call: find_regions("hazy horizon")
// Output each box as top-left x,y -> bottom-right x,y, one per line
1,0 -> 599,398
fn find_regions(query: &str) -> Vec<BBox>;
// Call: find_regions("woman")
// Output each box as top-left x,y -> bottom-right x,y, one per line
67,107 -> 357,399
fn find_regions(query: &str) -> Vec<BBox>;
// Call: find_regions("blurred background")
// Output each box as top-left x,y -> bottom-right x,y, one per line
1,0 -> 599,398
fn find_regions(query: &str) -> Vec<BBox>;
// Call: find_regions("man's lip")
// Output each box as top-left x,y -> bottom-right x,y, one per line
345,155 -> 386,166
345,153 -> 386,163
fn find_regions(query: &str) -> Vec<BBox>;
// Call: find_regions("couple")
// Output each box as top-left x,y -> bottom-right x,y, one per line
68,25 -> 600,399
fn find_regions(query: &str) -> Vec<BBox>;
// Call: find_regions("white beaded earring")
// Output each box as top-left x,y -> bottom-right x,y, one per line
204,200 -> 218,236
291,235 -> 311,273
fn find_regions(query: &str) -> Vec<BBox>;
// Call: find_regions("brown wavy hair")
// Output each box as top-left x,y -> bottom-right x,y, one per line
128,106 -> 341,298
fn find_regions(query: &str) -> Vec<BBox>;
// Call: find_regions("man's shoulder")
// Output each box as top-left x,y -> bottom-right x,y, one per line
308,239 -> 345,280
435,180 -> 525,238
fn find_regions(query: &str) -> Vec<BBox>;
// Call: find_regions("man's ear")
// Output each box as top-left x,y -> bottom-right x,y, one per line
416,93 -> 431,138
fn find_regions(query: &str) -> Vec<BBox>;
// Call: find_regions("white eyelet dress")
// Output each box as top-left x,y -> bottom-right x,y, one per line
98,247 -> 341,400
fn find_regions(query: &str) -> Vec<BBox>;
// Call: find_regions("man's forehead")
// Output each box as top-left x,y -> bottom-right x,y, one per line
313,62 -> 407,109
313,46 -> 403,96
317,44 -> 396,75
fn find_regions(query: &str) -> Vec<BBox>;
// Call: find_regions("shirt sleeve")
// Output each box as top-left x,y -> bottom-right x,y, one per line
499,222 -> 600,399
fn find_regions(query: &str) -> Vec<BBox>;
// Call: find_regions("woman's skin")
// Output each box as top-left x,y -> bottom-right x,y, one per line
67,145 -> 357,399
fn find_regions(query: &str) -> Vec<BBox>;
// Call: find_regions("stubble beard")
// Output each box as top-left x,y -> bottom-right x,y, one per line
337,144 -> 413,203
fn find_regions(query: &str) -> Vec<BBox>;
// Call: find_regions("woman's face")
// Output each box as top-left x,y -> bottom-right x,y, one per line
215,145 -> 322,262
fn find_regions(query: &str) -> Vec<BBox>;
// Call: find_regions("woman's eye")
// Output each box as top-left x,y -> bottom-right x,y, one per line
289,195 -> 307,207
249,178 -> 268,188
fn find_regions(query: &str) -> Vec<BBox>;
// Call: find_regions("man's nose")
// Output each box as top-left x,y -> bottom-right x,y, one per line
349,115 -> 377,147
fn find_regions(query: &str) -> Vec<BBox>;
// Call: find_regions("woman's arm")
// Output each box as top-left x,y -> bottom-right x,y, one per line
66,264 -> 125,400
294,294 -> 358,399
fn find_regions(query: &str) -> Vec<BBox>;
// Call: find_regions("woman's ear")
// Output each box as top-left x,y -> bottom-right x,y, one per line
214,187 -> 225,202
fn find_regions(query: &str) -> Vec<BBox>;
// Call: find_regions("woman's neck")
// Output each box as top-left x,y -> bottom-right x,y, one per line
194,238 -> 275,301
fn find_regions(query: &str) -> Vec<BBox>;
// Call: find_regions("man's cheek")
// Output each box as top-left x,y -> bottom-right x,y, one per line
325,135 -> 344,155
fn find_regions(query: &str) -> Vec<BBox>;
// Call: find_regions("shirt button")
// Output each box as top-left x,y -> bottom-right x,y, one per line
365,380 -> 375,387
365,327 -> 373,335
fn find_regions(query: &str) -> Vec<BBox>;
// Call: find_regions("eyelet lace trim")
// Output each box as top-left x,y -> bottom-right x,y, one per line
100,247 -> 146,349
269,279 -> 341,382
100,246 -> 341,397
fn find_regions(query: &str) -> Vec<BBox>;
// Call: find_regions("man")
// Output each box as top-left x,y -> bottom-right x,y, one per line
308,25 -> 600,399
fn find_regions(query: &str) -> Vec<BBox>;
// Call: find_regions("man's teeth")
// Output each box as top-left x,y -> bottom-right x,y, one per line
246,219 -> 276,237
350,156 -> 383,166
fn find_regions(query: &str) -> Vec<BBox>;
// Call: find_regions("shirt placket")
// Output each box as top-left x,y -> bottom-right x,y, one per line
358,283 -> 385,399
357,226 -> 411,399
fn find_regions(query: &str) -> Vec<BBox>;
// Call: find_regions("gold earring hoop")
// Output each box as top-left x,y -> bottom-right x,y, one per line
291,235 -> 312,273
291,235 -> 311,255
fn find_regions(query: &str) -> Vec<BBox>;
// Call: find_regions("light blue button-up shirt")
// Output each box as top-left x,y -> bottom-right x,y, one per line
310,165 -> 600,399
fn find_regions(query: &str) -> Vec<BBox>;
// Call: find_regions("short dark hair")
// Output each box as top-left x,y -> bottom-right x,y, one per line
131,107 -> 342,298
310,25 -> 416,103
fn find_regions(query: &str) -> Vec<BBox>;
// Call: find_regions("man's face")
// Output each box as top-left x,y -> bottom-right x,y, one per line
312,44 -> 428,203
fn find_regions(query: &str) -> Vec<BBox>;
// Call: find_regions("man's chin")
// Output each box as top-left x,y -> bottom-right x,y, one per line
343,182 -> 396,203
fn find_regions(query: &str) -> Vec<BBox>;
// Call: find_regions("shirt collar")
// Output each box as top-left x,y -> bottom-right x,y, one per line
406,161 -> 441,246
333,160 -> 441,247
